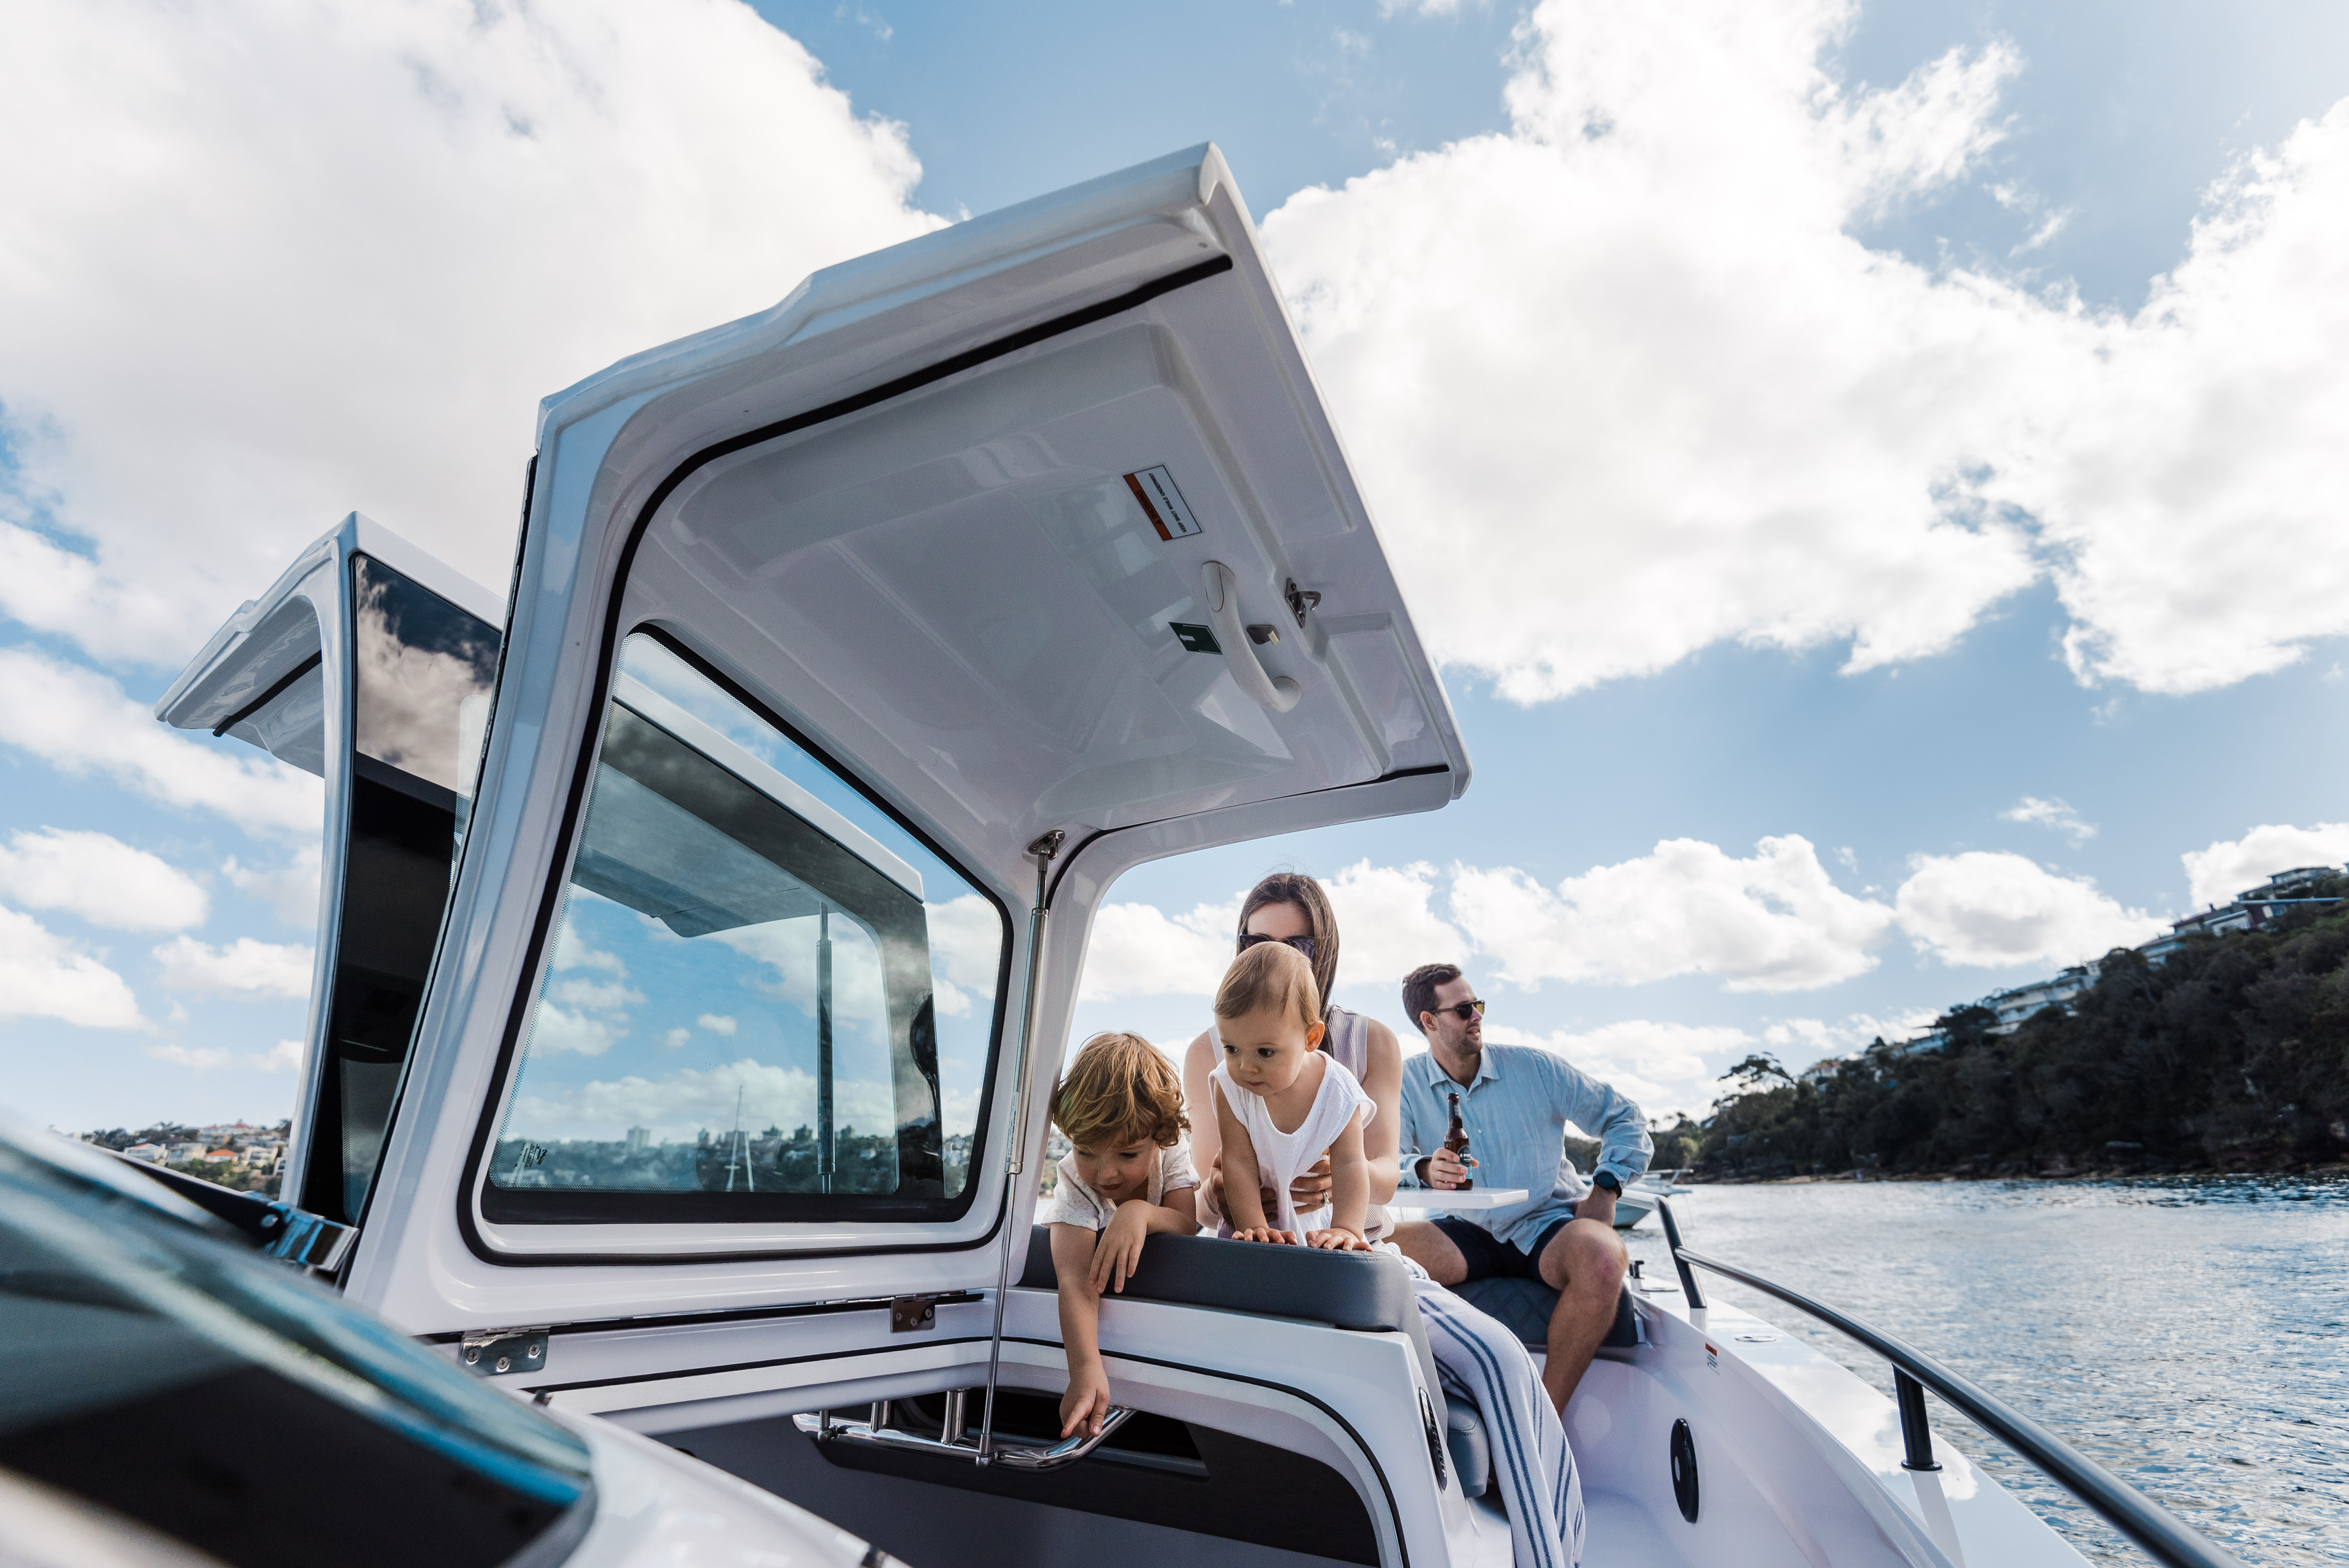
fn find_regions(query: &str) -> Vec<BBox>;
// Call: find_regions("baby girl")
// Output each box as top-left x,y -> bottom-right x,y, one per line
1208,942 -> 1372,1251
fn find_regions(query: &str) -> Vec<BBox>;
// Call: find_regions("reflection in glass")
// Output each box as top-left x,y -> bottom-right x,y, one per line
303,554 -> 500,1226
487,634 -> 1007,1220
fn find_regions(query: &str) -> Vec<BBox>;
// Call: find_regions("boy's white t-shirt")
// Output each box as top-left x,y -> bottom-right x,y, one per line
1037,1139 -> 1199,1231
1210,1052 -> 1373,1237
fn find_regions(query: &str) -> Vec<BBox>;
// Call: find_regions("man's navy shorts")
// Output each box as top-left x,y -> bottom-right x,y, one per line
1431,1214 -> 1575,1280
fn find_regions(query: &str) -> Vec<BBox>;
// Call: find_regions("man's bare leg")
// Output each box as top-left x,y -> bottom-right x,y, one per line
1391,1220 -> 1468,1286
1536,1218 -> 1628,1412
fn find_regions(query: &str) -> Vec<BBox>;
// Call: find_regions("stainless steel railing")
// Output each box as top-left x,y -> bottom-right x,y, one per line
1655,1198 -> 2241,1568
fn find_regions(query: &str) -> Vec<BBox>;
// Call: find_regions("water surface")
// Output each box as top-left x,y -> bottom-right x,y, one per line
1623,1177 -> 2349,1566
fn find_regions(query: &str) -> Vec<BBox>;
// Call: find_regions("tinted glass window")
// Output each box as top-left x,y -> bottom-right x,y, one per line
302,554 -> 500,1226
485,633 -> 1008,1224
0,1140 -> 591,1568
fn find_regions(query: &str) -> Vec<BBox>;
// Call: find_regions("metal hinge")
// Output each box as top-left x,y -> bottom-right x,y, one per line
459,1326 -> 551,1377
890,1294 -> 949,1333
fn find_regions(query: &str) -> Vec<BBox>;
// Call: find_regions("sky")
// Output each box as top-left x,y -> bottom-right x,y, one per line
2,0 -> 2346,1135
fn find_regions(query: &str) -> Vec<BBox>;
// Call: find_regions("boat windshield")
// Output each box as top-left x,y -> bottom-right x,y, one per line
0,1136 -> 592,1568
483,631 -> 1009,1224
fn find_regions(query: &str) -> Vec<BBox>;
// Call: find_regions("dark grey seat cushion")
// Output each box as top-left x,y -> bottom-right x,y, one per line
1453,1276 -> 1640,1350
1016,1226 -> 1415,1333
1444,1396 -> 1491,1499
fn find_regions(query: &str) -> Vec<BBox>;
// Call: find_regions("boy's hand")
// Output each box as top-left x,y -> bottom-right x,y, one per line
1304,1227 -> 1370,1252
1060,1363 -> 1113,1439
1090,1202 -> 1152,1294
1232,1225 -> 1299,1245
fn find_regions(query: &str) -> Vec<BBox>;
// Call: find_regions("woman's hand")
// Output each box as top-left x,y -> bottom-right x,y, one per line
1304,1227 -> 1370,1252
1232,1225 -> 1299,1246
1090,1202 -> 1152,1294
1288,1154 -> 1333,1209
1060,1362 -> 1113,1438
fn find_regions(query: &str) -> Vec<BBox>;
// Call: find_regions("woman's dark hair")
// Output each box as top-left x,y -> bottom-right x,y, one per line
1236,872 -> 1339,1020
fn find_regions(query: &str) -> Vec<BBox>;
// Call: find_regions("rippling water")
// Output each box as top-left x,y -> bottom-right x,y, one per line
1621,1177 -> 2349,1566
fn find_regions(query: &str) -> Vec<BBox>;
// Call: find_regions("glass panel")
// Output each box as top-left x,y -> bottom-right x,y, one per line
1,1140 -> 589,1568
302,554 -> 502,1225
485,632 -> 1007,1221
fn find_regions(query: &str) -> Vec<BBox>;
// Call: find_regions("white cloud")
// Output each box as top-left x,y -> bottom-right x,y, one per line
1894,851 -> 2164,969
1762,1009 -> 1939,1069
662,1027 -> 691,1051
0,904 -> 145,1028
2001,796 -> 2096,846
0,649 -> 320,835
222,846 -> 322,928
1324,859 -> 1469,997
1261,0 -> 2349,703
553,921 -> 626,976
697,1013 -> 738,1035
926,896 -> 1004,995
0,827 -> 207,931
2180,823 -> 2349,909
0,0 -> 936,667
1479,1020 -> 1758,1123
526,1004 -> 625,1059
1078,900 -> 1236,1002
1451,836 -> 1897,992
144,1038 -> 303,1072
508,1056 -> 900,1144
151,934 -> 313,999
550,977 -> 644,1013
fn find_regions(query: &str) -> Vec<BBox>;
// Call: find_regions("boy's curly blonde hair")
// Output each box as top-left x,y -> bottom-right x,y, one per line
1051,1032 -> 1189,1151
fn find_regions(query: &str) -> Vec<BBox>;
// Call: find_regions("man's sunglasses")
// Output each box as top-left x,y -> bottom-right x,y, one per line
1429,1000 -> 1486,1021
1237,932 -> 1317,959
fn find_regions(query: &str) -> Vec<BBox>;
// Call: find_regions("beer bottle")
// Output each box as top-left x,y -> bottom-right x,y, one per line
1443,1091 -> 1473,1190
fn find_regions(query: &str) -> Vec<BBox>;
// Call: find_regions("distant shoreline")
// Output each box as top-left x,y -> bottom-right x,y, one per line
1697,1162 -> 2349,1186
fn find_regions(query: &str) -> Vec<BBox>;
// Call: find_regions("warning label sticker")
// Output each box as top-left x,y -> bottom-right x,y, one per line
1124,465 -> 1202,541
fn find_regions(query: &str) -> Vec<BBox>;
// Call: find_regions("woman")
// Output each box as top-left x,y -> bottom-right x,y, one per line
1183,873 -> 1584,1568
1182,872 -> 1401,1230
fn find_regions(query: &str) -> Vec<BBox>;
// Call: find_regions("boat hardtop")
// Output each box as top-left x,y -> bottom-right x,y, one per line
130,144 -> 2240,1568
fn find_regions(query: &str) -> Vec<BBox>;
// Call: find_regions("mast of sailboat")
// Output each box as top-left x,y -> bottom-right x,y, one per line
817,905 -> 834,1194
723,1086 -> 747,1193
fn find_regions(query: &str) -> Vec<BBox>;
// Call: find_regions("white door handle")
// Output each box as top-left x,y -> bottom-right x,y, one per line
1201,561 -> 1300,714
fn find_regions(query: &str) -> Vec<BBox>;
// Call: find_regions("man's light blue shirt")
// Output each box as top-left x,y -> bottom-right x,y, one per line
1398,1043 -> 1652,1252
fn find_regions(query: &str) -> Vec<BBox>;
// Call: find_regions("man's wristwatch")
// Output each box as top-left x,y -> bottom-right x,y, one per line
1592,1171 -> 1623,1197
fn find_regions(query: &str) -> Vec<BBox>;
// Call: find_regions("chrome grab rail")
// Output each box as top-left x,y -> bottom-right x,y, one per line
1655,1198 -> 2242,1568
797,1403 -> 1134,1474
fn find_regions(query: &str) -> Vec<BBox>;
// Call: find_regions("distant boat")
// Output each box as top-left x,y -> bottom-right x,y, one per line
1614,1167 -> 1693,1230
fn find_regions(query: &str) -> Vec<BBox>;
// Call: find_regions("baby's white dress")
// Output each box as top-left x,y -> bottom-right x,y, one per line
1209,1052 -> 1372,1237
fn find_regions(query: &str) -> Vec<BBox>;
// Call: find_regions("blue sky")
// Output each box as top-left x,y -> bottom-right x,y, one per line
3,0 -> 2346,1132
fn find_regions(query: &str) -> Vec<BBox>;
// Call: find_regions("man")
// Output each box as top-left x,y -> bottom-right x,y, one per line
1393,963 -> 1650,1413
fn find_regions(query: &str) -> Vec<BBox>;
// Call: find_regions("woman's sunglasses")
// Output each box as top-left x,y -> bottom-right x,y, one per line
1431,1000 -> 1486,1021
1237,933 -> 1317,959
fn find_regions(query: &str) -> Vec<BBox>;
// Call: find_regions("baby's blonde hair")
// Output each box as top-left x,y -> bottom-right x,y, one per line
1212,941 -> 1321,1032
1051,1032 -> 1189,1151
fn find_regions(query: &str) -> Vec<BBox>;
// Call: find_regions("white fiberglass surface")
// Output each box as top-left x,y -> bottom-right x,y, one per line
633,301 -> 1442,872
487,632 -> 1007,1212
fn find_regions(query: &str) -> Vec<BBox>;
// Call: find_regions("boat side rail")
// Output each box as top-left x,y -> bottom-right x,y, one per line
1655,1199 -> 2241,1568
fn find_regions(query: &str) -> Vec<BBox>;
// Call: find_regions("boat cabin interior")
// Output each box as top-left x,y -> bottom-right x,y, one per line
152,146 -> 2141,1568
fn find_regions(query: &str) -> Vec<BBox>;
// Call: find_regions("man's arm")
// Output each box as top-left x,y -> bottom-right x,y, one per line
1545,1052 -> 1653,1194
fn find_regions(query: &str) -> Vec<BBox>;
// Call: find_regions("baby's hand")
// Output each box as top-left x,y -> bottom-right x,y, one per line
1304,1227 -> 1370,1252
1090,1202 -> 1152,1294
1232,1225 -> 1299,1246
1060,1362 -> 1112,1438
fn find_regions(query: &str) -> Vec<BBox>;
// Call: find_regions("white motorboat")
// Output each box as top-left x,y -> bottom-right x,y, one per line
133,146 -> 2239,1568
1613,1170 -> 1694,1231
